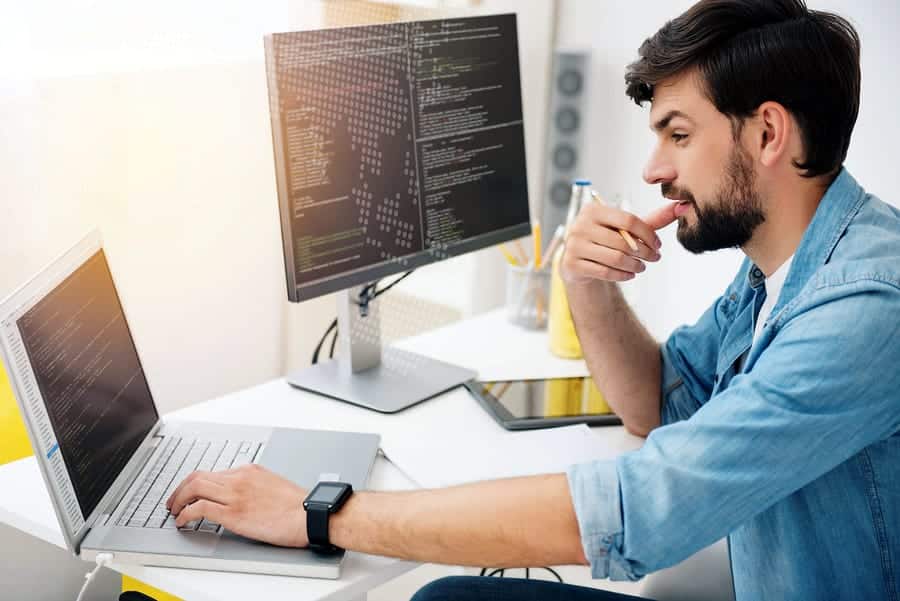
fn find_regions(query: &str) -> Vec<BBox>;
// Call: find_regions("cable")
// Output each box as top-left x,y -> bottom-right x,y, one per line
543,567 -> 564,583
479,565 -> 564,583
369,270 -> 414,299
75,552 -> 113,601
310,271 -> 414,364
311,318 -> 337,365
329,323 -> 339,359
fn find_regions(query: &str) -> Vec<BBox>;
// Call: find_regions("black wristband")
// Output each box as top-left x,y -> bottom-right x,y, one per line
303,481 -> 353,554
306,503 -> 337,553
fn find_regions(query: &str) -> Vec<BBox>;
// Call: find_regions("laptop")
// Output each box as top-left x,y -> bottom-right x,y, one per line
0,231 -> 380,578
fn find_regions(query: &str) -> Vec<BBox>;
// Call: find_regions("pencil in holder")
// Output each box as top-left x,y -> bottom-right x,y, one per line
505,264 -> 551,329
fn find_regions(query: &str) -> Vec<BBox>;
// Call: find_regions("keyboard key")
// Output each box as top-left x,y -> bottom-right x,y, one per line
179,519 -> 201,531
147,514 -> 168,528
213,441 -> 240,472
197,519 -> 221,533
231,442 -> 261,468
127,514 -> 149,527
231,454 -> 252,468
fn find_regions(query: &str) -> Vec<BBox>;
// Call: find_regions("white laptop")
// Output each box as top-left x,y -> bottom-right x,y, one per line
0,231 -> 380,578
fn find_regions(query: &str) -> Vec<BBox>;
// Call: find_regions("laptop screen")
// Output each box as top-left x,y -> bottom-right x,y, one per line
16,249 -> 158,519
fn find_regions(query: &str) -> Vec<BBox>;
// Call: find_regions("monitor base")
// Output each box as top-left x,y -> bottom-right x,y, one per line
287,348 -> 476,413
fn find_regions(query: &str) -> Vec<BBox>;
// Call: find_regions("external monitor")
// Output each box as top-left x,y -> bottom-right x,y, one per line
264,13 -> 530,412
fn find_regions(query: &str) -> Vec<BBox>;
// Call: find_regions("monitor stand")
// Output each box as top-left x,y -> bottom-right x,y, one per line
287,287 -> 476,413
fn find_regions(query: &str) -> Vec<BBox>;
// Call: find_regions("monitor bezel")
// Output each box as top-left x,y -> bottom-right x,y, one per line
264,13 -> 532,303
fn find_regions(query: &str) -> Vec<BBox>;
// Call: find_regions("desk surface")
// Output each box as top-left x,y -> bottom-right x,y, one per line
394,308 -> 591,381
0,308 -> 640,601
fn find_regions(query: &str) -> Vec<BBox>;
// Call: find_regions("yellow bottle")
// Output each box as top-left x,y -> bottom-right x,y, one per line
584,377 -> 611,414
549,180 -> 591,359
548,244 -> 583,358
543,377 -> 584,416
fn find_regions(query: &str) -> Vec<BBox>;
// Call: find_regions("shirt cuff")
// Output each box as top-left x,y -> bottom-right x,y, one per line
566,459 -> 637,580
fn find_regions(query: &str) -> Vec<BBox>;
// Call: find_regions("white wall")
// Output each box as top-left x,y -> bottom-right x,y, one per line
0,2 -> 325,413
557,0 -> 900,340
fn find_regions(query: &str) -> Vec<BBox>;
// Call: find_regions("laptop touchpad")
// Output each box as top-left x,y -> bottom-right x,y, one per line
257,428 -> 371,490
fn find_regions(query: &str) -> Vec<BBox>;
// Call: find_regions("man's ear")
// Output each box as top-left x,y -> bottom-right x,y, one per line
754,101 -> 792,168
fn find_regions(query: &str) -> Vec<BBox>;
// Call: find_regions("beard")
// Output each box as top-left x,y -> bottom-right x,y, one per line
665,144 -> 766,254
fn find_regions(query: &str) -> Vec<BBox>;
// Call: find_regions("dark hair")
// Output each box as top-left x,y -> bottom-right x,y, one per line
625,0 -> 860,178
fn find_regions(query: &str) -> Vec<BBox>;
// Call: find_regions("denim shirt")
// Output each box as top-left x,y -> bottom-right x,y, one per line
567,169 -> 900,600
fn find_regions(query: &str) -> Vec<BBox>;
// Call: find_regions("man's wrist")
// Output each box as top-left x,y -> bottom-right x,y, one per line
327,491 -> 361,551
295,493 -> 310,548
565,277 -> 616,298
303,482 -> 354,552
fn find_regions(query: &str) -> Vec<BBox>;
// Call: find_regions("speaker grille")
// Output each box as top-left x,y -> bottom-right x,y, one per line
541,51 -> 590,236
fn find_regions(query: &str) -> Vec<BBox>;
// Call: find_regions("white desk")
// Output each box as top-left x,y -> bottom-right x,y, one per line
0,308 -> 642,601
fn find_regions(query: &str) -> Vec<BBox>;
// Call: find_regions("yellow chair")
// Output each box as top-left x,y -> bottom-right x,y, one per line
0,363 -> 182,601
0,364 -> 32,465
121,576 -> 183,601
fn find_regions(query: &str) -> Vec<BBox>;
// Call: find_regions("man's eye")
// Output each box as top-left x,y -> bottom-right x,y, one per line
672,133 -> 688,143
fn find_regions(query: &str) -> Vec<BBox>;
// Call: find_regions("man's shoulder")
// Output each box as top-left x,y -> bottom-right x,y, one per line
817,192 -> 900,290
771,192 -> 900,338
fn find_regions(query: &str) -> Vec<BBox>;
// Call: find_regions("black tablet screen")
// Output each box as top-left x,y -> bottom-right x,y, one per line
478,378 -> 613,419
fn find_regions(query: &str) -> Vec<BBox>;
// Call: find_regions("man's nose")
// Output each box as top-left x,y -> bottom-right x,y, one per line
643,148 -> 676,185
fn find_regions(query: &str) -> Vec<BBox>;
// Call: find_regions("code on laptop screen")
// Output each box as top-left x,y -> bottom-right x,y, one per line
17,250 -> 158,519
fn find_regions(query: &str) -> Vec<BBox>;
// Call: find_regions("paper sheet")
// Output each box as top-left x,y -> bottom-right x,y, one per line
380,422 -> 620,489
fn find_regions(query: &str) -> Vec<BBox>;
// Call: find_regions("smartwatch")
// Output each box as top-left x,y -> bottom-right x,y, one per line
303,481 -> 353,553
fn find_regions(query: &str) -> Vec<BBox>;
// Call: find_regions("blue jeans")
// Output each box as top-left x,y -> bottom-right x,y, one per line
411,576 -> 652,601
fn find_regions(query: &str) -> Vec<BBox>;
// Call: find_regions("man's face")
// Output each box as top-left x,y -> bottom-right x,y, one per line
643,72 -> 765,253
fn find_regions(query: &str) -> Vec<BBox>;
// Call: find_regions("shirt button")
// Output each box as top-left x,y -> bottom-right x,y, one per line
752,268 -> 763,278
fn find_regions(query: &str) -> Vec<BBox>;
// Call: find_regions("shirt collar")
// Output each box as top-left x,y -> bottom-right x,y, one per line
747,168 -> 866,306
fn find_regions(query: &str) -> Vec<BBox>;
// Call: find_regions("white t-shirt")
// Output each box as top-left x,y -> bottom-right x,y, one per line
753,255 -> 794,345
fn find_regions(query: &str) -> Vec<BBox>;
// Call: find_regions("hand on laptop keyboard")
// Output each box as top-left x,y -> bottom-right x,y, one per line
166,464 -> 311,548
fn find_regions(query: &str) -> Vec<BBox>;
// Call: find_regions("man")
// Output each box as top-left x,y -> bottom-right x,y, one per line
167,1 -> 900,599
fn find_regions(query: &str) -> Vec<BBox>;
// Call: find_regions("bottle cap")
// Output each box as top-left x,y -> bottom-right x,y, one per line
573,179 -> 592,186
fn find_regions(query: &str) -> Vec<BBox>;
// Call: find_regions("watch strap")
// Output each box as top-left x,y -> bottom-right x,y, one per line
306,503 -> 337,552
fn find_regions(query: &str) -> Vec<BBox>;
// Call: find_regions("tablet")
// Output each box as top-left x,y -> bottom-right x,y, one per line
463,378 -> 622,430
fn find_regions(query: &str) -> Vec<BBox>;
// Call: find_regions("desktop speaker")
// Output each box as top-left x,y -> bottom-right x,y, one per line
541,50 -> 590,236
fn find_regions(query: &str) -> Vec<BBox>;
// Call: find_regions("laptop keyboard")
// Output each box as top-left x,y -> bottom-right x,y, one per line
116,436 -> 261,533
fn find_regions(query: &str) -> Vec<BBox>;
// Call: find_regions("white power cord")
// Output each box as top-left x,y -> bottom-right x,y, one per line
75,552 -> 114,601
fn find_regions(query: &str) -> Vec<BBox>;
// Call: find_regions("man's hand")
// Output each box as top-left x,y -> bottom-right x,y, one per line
166,465 -> 309,548
561,201 -> 678,285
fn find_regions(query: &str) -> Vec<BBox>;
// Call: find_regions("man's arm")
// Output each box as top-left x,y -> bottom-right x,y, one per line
562,202 -> 678,436
167,469 -> 587,568
332,474 -> 587,567
568,279 -> 900,580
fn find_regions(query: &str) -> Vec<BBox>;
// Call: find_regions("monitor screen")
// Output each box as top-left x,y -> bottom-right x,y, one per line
16,250 -> 158,519
265,14 -> 531,301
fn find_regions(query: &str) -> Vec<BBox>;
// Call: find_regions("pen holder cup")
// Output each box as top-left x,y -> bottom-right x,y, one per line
505,264 -> 551,329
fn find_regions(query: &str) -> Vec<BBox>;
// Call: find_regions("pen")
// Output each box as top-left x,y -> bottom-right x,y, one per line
493,381 -> 512,399
532,220 -> 542,270
538,225 -> 565,271
513,239 -> 530,266
499,244 -> 520,266
591,191 -> 639,252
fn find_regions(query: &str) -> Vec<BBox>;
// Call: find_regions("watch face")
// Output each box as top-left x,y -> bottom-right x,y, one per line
308,483 -> 346,505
